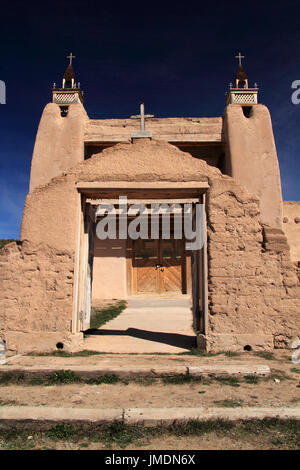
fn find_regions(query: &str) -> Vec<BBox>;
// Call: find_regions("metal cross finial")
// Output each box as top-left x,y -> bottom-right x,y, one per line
235,52 -> 245,67
67,52 -> 76,66
130,102 -> 154,131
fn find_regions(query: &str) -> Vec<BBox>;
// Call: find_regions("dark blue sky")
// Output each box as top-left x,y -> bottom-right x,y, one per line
0,0 -> 300,238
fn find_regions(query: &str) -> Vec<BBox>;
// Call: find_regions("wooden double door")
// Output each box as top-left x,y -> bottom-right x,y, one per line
132,238 -> 188,295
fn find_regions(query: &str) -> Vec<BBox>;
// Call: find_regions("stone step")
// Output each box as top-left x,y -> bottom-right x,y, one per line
0,363 -> 271,379
0,406 -> 299,428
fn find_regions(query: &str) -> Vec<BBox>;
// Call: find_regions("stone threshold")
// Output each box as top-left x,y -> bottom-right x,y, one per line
0,364 -> 271,378
0,406 -> 299,427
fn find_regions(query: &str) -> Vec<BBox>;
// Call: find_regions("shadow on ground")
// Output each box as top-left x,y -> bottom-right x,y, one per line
85,328 -> 196,350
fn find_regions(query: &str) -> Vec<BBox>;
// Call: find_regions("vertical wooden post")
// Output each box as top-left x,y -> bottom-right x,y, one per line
201,193 -> 208,335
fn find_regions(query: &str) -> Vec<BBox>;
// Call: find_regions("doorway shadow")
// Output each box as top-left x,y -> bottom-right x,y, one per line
85,327 -> 196,350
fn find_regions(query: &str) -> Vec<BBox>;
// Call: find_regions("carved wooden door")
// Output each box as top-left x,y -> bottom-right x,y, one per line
132,238 -> 185,295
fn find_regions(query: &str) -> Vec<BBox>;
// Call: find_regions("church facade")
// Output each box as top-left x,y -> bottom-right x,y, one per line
0,56 -> 299,353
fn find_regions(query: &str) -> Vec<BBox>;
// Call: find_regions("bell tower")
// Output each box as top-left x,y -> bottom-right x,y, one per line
52,53 -> 84,115
224,53 -> 283,228
226,53 -> 258,105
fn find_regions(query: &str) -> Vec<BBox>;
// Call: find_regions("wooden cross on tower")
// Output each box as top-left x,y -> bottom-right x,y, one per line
235,52 -> 245,67
67,52 -> 76,66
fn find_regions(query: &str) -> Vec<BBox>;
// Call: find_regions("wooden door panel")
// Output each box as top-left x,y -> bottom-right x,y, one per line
136,261 -> 159,293
161,259 -> 182,293
160,239 -> 182,293
133,239 -> 159,294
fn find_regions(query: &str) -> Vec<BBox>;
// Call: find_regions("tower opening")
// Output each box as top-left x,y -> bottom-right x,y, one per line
59,105 -> 69,117
242,106 -> 253,118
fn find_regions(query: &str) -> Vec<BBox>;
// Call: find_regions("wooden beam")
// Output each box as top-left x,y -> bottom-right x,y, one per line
76,181 -> 209,190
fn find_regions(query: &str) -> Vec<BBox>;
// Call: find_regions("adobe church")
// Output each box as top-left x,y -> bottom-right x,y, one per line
0,54 -> 299,353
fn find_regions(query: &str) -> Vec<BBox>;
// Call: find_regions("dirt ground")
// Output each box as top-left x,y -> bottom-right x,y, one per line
5,347 -> 295,367
0,433 -> 289,450
52,433 -> 292,450
0,374 -> 299,409
0,350 -> 299,409
0,380 -> 298,409
0,420 -> 298,450
0,350 -> 299,450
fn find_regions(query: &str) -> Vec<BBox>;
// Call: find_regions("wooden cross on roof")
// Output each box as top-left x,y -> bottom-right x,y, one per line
130,103 -> 154,132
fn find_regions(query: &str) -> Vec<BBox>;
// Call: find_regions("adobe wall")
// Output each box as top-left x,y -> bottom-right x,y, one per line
205,176 -> 300,351
0,138 -> 299,353
75,138 -> 212,184
92,238 -> 127,300
29,103 -> 88,192
0,241 -> 75,353
223,104 -> 283,229
283,201 -> 300,263
85,117 -> 223,144
0,174 -> 80,353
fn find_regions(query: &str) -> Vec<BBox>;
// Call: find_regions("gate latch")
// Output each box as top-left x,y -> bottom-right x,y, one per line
155,264 -> 164,271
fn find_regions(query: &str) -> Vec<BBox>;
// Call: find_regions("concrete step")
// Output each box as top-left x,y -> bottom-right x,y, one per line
0,363 -> 271,379
0,406 -> 299,428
